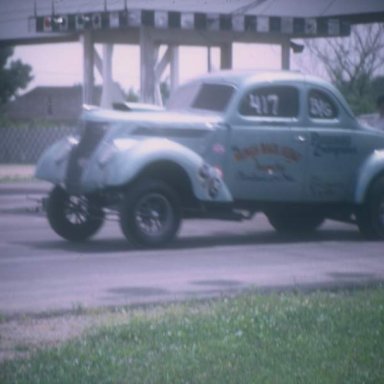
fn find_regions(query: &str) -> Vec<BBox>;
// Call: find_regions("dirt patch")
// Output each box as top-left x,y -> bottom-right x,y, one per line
0,310 -> 132,361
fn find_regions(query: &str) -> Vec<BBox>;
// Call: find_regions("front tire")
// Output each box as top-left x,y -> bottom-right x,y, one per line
356,176 -> 384,240
46,186 -> 104,242
119,179 -> 181,248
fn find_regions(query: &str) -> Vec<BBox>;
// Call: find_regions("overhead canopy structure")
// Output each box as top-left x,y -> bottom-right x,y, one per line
1,0 -> 383,105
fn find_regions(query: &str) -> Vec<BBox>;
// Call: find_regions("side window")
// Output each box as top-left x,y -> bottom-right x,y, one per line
239,86 -> 299,118
308,89 -> 338,119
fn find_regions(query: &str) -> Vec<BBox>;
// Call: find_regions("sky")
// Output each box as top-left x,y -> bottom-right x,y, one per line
13,41 -> 294,94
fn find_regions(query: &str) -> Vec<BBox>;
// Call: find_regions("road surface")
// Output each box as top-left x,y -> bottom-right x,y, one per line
1,182 -> 383,315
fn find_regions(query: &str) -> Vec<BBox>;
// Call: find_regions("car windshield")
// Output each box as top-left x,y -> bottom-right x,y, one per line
167,81 -> 235,113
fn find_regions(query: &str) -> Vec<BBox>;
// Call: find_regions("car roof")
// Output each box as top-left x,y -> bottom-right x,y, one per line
194,69 -> 329,88
193,69 -> 354,117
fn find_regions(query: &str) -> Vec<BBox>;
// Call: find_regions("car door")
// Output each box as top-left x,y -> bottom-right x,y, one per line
303,87 -> 362,202
226,84 -> 308,202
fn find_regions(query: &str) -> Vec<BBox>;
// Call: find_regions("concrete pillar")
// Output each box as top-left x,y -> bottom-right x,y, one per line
82,30 -> 94,105
140,27 -> 158,104
220,43 -> 232,70
281,39 -> 290,70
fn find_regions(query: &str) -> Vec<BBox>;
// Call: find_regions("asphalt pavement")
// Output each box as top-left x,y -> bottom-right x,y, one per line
1,166 -> 384,316
0,165 -> 49,212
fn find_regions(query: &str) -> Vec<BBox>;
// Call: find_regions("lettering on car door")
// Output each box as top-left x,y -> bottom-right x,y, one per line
229,85 -> 307,201
306,88 -> 359,201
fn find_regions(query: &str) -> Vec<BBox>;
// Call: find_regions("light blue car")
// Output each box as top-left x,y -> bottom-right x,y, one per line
36,71 -> 384,247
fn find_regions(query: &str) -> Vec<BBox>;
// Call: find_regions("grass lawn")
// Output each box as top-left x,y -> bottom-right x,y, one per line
1,287 -> 383,383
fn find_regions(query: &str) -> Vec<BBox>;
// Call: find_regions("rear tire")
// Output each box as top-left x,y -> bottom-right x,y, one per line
266,209 -> 324,235
46,186 -> 104,242
119,179 -> 181,248
356,177 -> 384,240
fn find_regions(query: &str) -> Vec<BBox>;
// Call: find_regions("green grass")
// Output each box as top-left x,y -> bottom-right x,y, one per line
1,287 -> 384,384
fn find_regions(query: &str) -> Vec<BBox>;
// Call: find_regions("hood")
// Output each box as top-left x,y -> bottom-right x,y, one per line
82,108 -> 225,155
82,108 -> 223,128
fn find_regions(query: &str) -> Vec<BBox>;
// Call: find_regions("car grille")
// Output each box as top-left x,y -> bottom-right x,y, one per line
65,122 -> 107,194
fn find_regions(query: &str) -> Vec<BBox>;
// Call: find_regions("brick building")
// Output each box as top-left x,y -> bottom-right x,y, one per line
4,85 -> 103,122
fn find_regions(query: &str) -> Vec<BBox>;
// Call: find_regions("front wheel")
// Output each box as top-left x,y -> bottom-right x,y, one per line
356,177 -> 384,240
119,179 -> 181,248
46,186 -> 105,242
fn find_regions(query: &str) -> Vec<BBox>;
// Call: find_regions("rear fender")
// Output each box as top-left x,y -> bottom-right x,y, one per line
355,150 -> 384,203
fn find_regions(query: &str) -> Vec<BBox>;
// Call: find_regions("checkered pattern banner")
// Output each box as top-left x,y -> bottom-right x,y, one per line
35,10 -> 350,37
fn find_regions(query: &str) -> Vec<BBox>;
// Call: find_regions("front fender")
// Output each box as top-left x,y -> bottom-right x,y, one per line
355,150 -> 384,203
86,137 -> 233,202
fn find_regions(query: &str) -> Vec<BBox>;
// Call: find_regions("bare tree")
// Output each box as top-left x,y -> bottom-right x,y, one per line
299,23 -> 384,113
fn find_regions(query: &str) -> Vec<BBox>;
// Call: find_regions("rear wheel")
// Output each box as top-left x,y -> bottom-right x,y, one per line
46,186 -> 104,241
266,209 -> 324,235
356,177 -> 384,240
119,179 -> 181,248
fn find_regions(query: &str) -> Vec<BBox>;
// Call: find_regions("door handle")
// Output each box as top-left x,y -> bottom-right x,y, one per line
295,135 -> 307,143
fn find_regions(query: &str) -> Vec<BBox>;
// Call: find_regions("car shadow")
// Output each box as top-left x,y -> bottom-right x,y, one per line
25,225 -> 365,254
170,226 -> 364,250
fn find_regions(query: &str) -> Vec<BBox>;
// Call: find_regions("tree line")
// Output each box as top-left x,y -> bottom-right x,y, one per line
304,23 -> 384,115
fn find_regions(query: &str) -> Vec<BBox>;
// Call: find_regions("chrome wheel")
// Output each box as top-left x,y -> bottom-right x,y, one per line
64,196 -> 92,225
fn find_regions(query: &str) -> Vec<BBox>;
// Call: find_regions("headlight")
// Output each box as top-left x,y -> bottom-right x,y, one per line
54,137 -> 78,164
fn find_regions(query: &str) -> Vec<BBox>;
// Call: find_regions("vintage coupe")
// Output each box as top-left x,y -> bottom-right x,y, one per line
35,71 -> 384,247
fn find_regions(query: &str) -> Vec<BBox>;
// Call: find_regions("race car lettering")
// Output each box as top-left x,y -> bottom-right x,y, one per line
233,143 -> 301,163
249,93 -> 279,116
309,96 -> 333,118
311,133 -> 357,157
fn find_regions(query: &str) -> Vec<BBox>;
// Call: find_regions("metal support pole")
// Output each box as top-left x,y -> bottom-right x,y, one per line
170,45 -> 179,93
154,45 -> 179,104
101,44 -> 114,108
140,27 -> 157,104
220,43 -> 232,70
82,30 -> 94,105
281,39 -> 290,70
207,46 -> 212,72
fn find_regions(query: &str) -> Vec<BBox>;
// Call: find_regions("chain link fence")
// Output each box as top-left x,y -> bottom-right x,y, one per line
0,126 -> 77,164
